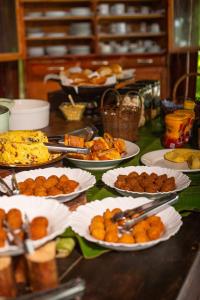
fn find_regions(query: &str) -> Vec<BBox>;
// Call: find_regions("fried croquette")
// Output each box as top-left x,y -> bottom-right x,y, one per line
134,232 -> 150,243
30,224 -> 48,240
104,230 -> 118,243
59,174 -> 69,183
147,226 -> 163,240
118,233 -> 135,244
90,227 -> 105,241
47,186 -> 63,196
6,208 -> 22,230
31,216 -> 48,228
0,208 -> 6,227
34,176 -> 46,185
103,209 -> 113,220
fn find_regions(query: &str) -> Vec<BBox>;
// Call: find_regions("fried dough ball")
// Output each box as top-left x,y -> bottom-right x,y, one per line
118,233 -> 135,244
105,222 -> 118,233
24,178 -> 36,189
128,171 -> 139,179
47,186 -> 62,196
23,188 -> 34,196
0,208 -> 6,227
160,177 -> 176,192
43,177 -> 56,189
103,209 -> 113,220
0,228 -> 7,247
34,187 -> 48,197
18,182 -> 27,193
134,231 -> 150,243
147,215 -> 162,226
30,224 -> 48,240
132,220 -> 150,236
147,226 -> 163,240
34,176 -> 46,185
31,216 -> 48,228
7,208 -> 22,230
132,183 -> 144,192
144,185 -> 158,193
59,174 -> 69,184
90,227 -> 105,241
104,230 -> 118,243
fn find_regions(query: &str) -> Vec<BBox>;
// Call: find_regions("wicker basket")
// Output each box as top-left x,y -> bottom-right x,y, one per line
100,88 -> 142,142
59,102 -> 86,121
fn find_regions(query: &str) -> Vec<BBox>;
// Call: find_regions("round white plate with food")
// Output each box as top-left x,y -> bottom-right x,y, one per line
141,149 -> 200,172
3,167 -> 96,203
102,166 -> 191,200
65,141 -> 140,171
69,196 -> 182,251
0,195 -> 71,255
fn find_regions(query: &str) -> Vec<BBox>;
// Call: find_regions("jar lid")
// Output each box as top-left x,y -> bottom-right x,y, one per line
184,99 -> 195,110
165,113 -> 187,121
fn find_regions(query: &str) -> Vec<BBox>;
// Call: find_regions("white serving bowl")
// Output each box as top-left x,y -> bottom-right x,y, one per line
9,99 -> 50,130
28,46 -> 45,57
45,10 -> 67,17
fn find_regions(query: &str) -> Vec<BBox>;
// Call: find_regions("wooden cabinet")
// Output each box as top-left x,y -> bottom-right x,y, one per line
19,0 -> 168,99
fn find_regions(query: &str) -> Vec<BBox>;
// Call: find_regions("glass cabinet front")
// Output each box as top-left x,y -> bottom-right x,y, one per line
168,0 -> 200,52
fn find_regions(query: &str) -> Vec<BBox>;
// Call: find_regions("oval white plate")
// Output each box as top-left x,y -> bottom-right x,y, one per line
0,195 -> 71,255
65,140 -> 140,170
3,167 -> 96,203
69,196 -> 182,251
102,166 -> 191,200
141,149 -> 200,173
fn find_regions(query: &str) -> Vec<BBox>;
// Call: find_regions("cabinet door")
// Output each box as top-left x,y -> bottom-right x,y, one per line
0,0 -> 25,61
168,0 -> 200,52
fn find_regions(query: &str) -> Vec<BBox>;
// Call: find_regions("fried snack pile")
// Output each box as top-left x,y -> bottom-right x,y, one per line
64,133 -> 126,161
0,208 -> 48,247
60,63 -> 122,86
164,148 -> 200,169
114,171 -> 176,193
0,130 -> 50,165
89,208 -> 165,244
18,175 -> 79,196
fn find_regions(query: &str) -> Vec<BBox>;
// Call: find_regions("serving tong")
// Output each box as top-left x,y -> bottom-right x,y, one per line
112,193 -> 179,232
0,171 -> 20,196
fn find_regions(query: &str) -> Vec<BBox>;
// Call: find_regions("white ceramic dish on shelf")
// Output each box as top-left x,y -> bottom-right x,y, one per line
70,7 -> 91,16
69,45 -> 91,55
3,167 -> 96,203
0,195 -> 71,255
28,46 -> 45,57
102,166 -> 191,200
46,45 -> 68,56
69,196 -> 182,251
44,11 -> 68,17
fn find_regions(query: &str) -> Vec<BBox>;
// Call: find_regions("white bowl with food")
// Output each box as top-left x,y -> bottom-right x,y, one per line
9,99 -> 50,130
69,196 -> 182,251
102,166 -> 191,199
3,167 -> 96,203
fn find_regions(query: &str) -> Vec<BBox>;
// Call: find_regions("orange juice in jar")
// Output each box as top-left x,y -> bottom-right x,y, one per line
163,113 -> 189,148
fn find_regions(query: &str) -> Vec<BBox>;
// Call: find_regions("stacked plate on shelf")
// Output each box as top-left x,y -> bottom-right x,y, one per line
69,22 -> 92,36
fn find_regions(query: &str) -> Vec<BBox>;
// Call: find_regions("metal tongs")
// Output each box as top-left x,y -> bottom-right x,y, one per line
44,143 -> 90,154
112,193 -> 179,231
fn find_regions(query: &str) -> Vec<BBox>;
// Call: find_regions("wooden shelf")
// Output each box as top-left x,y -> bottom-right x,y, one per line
26,35 -> 95,41
24,16 -> 94,22
97,13 -> 165,21
22,0 -> 91,3
98,32 -> 166,40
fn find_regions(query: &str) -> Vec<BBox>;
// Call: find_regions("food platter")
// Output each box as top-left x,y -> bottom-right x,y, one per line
102,166 -> 191,200
3,167 -> 96,203
0,195 -> 71,255
69,196 -> 182,251
141,149 -> 200,173
0,153 -> 66,169
65,141 -> 140,170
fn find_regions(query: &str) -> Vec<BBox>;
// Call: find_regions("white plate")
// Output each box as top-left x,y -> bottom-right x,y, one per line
3,167 -> 96,203
69,196 -> 182,251
65,141 -> 140,170
102,166 -> 191,200
141,149 -> 200,173
0,195 -> 71,255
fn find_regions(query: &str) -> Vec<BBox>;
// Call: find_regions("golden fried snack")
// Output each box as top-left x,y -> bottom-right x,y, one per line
89,76 -> 106,85
47,187 -> 63,196
0,228 -> 7,247
90,227 -> 105,241
31,216 -> 49,228
147,226 -> 163,240
113,139 -> 126,154
6,208 -> 22,230
0,208 -> 6,227
59,174 -> 69,184
34,176 -> 46,185
118,233 -> 135,244
134,231 -> 150,243
34,187 -> 48,197
91,137 -> 109,152
104,222 -> 118,233
103,209 -> 113,220
64,135 -> 85,148
30,224 -> 48,240
103,133 -> 114,148
24,178 -> 36,189
104,230 -> 118,243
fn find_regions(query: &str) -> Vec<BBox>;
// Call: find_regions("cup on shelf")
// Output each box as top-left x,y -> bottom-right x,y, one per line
98,4 -> 110,15
150,23 -> 160,33
28,47 -> 45,57
99,43 -> 113,54
46,45 -> 68,56
110,22 -> 127,34
140,6 -> 150,14
111,3 -> 125,15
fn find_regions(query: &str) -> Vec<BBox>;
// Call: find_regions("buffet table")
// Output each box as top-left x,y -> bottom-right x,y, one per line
0,111 -> 200,300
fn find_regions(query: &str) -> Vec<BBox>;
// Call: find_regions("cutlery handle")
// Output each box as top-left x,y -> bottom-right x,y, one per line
44,143 -> 90,154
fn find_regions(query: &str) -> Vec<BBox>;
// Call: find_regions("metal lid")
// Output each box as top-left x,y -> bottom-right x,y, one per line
0,105 -> 9,114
